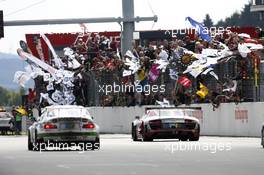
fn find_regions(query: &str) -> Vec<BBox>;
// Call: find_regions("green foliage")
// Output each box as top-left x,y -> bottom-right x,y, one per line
216,3 -> 264,28
0,86 -> 23,106
203,14 -> 214,28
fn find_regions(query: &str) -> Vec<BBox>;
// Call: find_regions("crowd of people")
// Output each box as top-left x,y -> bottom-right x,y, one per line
25,31 -> 264,109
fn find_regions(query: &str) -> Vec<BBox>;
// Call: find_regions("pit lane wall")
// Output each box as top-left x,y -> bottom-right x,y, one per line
87,102 -> 264,137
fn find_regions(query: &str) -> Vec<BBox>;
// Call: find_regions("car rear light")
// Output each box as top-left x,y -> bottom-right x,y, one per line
44,123 -> 57,129
83,123 -> 95,129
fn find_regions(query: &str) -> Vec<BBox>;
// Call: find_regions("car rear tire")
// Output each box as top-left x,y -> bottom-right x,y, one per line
81,142 -> 91,151
142,125 -> 153,142
142,136 -> 153,142
180,137 -> 188,141
92,137 -> 100,150
33,130 -> 45,151
189,135 -> 200,141
189,125 -> 200,141
28,131 -> 33,151
82,137 -> 100,151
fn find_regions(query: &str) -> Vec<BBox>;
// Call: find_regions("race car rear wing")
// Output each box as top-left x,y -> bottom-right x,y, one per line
144,106 -> 202,114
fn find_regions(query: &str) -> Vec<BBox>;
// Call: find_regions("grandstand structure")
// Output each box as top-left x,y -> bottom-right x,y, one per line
251,0 -> 264,20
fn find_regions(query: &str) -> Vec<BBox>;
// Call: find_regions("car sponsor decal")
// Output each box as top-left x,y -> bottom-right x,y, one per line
146,110 -> 158,117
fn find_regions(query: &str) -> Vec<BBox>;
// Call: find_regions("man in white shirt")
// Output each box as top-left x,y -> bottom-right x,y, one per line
156,45 -> 168,61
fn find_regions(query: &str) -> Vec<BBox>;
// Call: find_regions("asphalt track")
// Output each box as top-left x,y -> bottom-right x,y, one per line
0,135 -> 263,175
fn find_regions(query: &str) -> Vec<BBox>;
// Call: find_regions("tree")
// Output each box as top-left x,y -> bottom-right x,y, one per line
217,19 -> 225,27
225,12 -> 241,27
0,86 -> 9,106
239,4 -> 263,28
216,2 -> 264,28
0,86 -> 23,106
203,14 -> 214,28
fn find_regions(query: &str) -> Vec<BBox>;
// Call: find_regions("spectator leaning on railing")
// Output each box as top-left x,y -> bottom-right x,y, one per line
29,31 -> 262,109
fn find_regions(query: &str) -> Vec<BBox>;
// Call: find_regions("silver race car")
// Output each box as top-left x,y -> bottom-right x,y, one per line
0,109 -> 14,135
28,105 -> 100,151
132,107 -> 201,142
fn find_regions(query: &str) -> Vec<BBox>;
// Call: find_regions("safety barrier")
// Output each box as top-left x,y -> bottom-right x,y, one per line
22,103 -> 264,137
88,103 -> 264,137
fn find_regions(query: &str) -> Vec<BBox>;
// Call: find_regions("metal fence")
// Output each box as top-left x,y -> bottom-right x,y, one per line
85,55 -> 264,107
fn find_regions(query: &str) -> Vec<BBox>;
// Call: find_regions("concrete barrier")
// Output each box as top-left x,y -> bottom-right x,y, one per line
188,103 -> 264,137
88,103 -> 264,137
88,106 -> 145,134
21,103 -> 264,137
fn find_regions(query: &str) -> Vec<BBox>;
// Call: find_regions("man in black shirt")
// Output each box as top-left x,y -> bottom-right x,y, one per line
183,36 -> 195,52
